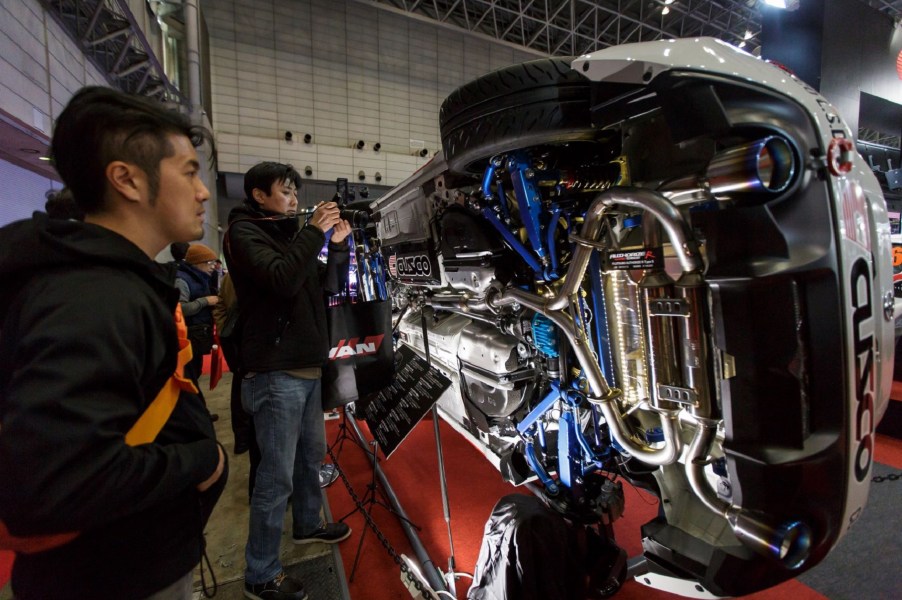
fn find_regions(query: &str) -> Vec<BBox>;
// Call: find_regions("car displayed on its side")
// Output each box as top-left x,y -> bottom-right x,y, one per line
367,38 -> 893,598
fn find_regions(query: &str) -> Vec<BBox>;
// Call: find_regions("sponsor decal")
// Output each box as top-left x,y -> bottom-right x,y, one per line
329,335 -> 385,360
850,258 -> 875,483
606,248 -> 663,271
396,254 -> 433,277
383,242 -> 441,284
894,243 -> 902,298
388,254 -> 397,278
839,179 -> 871,253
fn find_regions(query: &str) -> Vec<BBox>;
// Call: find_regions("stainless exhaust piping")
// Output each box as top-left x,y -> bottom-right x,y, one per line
594,400 -> 681,466
663,136 -> 797,204
487,188 -> 700,466
639,218 -> 682,413
483,184 -> 811,564
685,421 -> 812,568
487,286 -> 612,399
707,136 -> 796,195
535,187 -> 703,311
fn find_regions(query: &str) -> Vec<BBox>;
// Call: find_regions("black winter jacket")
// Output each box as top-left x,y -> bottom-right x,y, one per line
0,213 -> 224,600
224,202 -> 350,372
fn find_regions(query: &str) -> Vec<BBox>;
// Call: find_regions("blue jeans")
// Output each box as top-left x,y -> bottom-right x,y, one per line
242,371 -> 326,584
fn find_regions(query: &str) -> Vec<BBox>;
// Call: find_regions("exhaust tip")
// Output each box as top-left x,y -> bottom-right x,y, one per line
771,519 -> 811,569
707,135 -> 797,195
755,136 -> 795,193
732,512 -> 812,569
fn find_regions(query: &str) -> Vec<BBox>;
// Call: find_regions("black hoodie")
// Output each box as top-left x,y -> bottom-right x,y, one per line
0,213 -> 224,600
224,202 -> 349,372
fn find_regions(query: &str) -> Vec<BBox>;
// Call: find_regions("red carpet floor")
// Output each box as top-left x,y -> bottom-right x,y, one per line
1,392 -> 899,597
322,413 -> 854,600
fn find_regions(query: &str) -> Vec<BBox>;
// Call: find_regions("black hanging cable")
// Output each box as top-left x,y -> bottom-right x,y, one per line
198,545 -> 218,598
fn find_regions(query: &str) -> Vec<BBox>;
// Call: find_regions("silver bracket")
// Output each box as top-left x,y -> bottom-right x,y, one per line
657,384 -> 698,405
648,298 -> 690,317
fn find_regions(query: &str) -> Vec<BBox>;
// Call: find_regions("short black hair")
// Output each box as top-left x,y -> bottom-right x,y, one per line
50,86 -> 213,215
243,162 -> 302,203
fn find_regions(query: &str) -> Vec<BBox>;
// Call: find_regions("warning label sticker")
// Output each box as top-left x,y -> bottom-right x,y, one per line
606,248 -> 663,270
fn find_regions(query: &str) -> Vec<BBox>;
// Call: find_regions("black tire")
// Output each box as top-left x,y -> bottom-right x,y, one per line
439,58 -> 596,174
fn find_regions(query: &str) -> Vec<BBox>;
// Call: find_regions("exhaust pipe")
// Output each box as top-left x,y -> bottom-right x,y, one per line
685,422 -> 812,568
663,136 -> 798,204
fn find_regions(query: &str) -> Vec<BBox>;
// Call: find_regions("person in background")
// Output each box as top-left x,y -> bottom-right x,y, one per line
225,161 -> 352,600
0,86 -> 226,600
212,270 -> 260,495
174,242 -> 221,422
44,187 -> 84,221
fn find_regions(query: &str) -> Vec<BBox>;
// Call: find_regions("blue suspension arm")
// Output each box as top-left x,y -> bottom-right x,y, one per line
481,207 -> 543,274
507,155 -> 549,267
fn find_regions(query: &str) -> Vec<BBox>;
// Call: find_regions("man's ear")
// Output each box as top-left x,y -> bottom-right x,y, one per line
105,161 -> 144,203
252,187 -> 266,205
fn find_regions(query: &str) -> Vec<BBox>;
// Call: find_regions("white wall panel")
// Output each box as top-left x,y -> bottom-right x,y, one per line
0,1 -> 154,135
203,0 -> 536,186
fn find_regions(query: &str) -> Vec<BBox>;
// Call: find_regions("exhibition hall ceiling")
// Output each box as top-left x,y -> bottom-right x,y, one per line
359,0 -> 902,58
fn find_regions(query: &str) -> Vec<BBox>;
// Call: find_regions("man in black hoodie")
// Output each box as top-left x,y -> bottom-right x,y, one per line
225,162 -> 351,600
0,86 -> 226,600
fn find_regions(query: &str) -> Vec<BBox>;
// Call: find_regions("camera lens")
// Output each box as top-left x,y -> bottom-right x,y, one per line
339,209 -> 369,228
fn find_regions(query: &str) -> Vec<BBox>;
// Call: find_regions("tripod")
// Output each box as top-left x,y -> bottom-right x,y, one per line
328,404 -> 359,460
337,437 -> 422,582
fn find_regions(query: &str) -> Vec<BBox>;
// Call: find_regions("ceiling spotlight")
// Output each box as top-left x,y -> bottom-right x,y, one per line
358,170 -> 366,181
304,166 -> 313,176
664,0 -> 674,4
375,172 -> 383,182
764,0 -> 799,9
662,6 -> 670,14
284,131 -> 293,142
744,30 -> 753,40
417,148 -> 428,157
303,133 -> 312,144
373,142 -> 381,152
355,140 -> 365,150
739,41 -> 747,48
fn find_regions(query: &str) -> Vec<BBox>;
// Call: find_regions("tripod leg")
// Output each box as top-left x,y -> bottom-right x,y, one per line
348,518 -> 369,582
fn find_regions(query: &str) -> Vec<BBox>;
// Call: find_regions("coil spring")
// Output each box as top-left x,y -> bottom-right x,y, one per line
562,178 -> 615,192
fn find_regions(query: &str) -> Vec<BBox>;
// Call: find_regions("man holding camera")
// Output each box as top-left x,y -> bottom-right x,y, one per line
224,162 -> 351,600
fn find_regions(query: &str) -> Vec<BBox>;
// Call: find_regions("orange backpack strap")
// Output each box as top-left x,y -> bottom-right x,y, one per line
0,305 -> 196,553
125,304 -> 197,445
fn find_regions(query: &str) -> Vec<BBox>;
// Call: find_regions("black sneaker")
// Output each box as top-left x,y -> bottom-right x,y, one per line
244,571 -> 308,600
292,521 -> 351,545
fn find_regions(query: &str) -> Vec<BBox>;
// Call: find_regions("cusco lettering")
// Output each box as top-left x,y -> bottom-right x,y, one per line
850,258 -> 875,482
396,254 -> 432,277
329,335 -> 385,360
799,80 -> 847,140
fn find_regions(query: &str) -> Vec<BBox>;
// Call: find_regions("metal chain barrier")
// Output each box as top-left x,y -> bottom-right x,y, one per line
327,443 -> 441,600
871,472 -> 900,483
